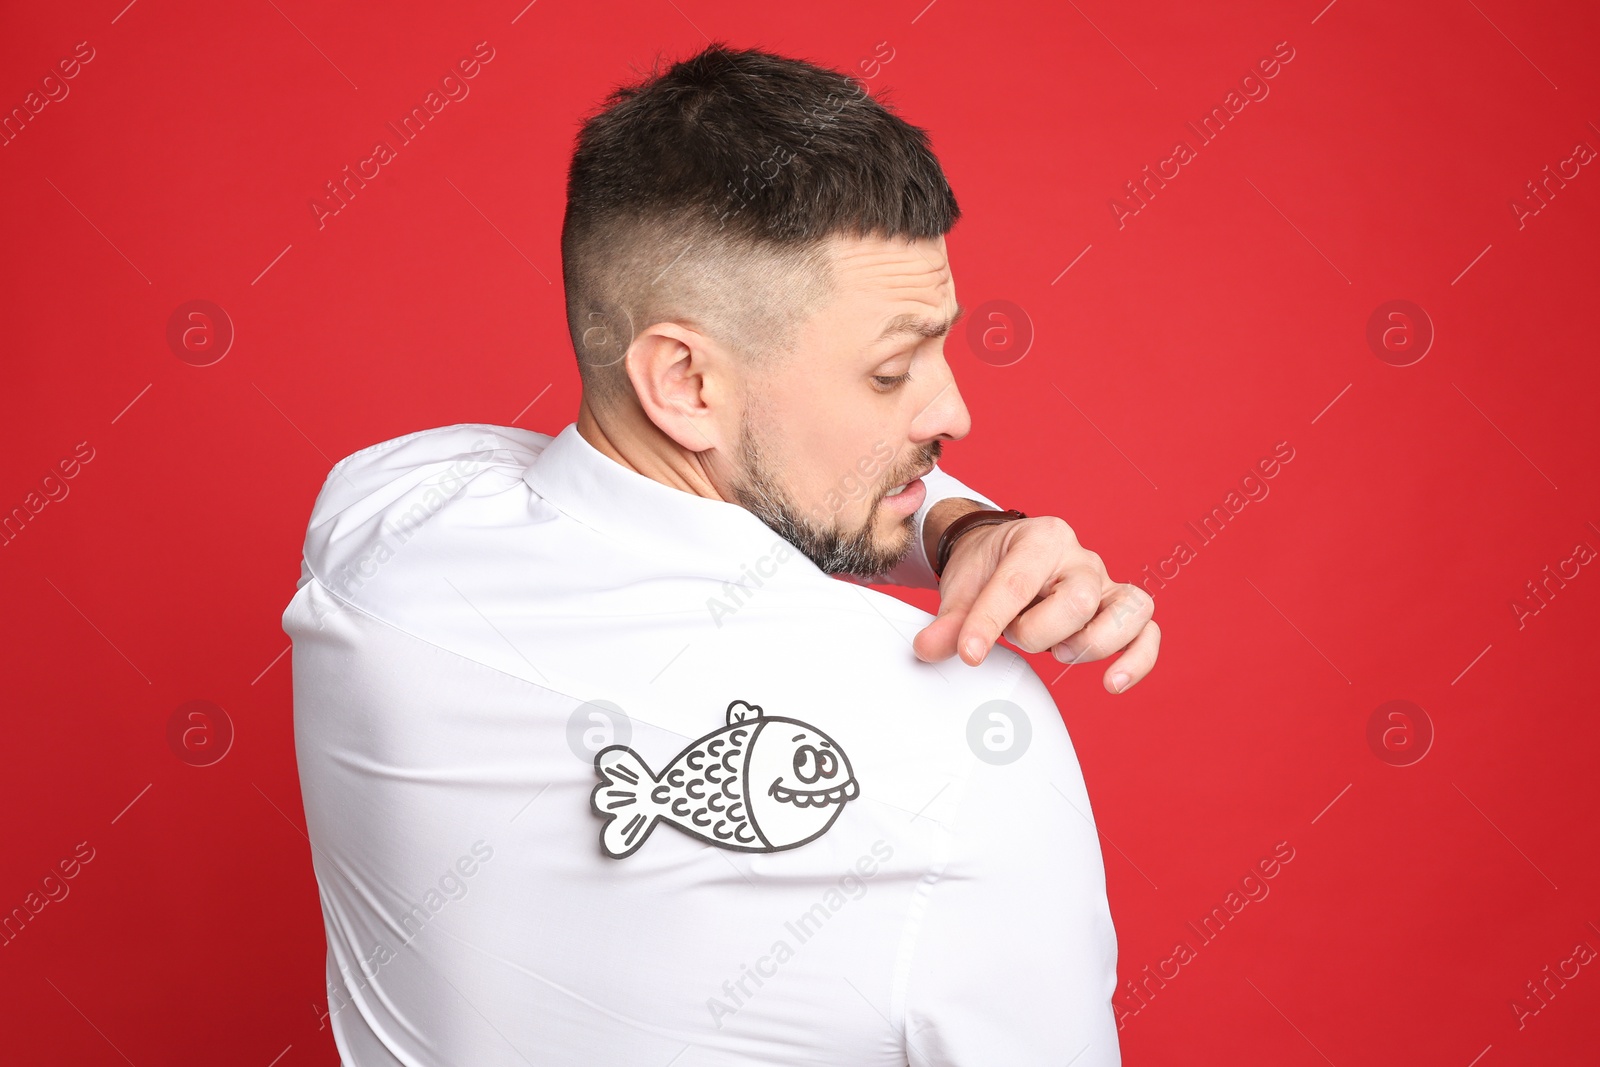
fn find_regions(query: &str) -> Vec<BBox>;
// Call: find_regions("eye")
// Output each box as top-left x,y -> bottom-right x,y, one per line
792,745 -> 822,784
872,371 -> 914,391
817,750 -> 838,778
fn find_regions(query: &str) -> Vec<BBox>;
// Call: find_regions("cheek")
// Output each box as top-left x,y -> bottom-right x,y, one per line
765,367 -> 901,517
798,428 -> 893,515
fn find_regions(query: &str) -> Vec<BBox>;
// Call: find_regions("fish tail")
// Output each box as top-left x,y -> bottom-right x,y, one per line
591,746 -> 662,859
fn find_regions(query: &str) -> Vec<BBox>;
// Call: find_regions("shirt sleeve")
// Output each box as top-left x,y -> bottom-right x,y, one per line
843,463 -> 1003,590
899,664 -> 1122,1066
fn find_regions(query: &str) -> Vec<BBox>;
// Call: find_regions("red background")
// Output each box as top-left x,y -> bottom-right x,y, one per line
4,0 -> 1597,1063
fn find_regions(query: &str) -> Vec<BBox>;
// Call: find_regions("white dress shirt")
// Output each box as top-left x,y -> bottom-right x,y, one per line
283,421 -> 1120,1067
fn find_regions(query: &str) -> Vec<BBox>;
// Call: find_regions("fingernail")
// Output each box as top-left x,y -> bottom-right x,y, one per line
1111,673 -> 1131,692
964,637 -> 985,663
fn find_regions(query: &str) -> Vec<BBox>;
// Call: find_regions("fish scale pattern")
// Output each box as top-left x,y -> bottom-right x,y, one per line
652,723 -> 760,847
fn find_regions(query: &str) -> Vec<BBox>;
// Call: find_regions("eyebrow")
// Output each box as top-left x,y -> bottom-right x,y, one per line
870,302 -> 966,348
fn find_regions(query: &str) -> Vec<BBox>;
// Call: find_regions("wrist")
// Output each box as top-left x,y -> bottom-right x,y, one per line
922,497 -> 989,571
933,507 -> 1028,578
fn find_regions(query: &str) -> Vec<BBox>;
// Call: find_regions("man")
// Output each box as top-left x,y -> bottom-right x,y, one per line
284,43 -> 1156,1066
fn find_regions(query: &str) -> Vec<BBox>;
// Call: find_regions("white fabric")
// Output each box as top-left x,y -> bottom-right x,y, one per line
283,421 -> 1120,1067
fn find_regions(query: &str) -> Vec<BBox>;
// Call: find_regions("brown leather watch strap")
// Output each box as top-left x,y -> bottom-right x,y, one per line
934,507 -> 1027,578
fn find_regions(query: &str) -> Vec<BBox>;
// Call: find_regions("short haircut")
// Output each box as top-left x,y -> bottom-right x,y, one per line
561,42 -> 962,409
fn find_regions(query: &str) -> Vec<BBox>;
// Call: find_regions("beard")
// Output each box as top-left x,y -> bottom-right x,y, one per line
725,408 -> 940,577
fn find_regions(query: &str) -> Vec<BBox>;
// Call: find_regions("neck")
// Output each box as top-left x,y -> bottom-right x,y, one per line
576,392 -> 729,504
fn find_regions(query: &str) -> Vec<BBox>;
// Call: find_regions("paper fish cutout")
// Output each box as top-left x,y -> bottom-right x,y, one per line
591,699 -> 859,859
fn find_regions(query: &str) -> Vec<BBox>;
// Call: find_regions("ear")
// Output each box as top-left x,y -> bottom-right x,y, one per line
626,322 -> 731,456
726,700 -> 764,725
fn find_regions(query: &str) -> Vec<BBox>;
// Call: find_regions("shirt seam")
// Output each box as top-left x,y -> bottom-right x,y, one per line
294,567 -> 947,706
294,572 -> 591,704
305,541 -> 937,620
324,422 -> 543,477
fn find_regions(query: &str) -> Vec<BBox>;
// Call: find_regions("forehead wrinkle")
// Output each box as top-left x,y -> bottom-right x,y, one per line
865,254 -> 948,279
832,244 -> 948,284
830,236 -> 956,353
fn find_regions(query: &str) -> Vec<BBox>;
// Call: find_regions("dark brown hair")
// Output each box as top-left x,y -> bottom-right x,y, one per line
561,42 -> 961,407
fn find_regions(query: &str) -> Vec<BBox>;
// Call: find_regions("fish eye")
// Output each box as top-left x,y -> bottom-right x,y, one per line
793,745 -> 822,784
817,750 -> 838,778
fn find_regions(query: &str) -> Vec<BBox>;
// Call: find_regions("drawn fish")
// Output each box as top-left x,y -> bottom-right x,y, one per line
591,699 -> 859,859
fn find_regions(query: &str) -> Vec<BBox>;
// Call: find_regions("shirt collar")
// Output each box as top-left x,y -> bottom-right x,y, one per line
522,421 -> 827,586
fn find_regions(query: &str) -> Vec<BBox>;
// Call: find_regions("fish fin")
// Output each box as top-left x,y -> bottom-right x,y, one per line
591,746 -> 661,859
726,699 -> 764,726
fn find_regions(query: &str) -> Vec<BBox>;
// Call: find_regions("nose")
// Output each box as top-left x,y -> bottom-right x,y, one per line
910,352 -> 972,446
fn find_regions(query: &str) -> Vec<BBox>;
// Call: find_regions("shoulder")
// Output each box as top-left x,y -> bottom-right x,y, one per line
307,423 -> 550,517
292,422 -> 552,596
701,580 -> 1045,724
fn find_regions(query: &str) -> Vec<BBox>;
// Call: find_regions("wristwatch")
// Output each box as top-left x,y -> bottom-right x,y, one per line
934,507 -> 1028,579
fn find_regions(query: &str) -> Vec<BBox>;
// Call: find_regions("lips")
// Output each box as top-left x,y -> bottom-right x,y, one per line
769,778 -> 860,807
885,465 -> 934,497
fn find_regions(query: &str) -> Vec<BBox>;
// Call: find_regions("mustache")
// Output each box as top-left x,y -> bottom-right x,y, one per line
886,443 -> 941,490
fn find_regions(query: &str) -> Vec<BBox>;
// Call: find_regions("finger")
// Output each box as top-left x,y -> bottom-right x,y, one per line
1000,569 -> 1116,655
912,558 -> 991,662
1047,583 -> 1156,665
953,550 -> 1061,665
1102,619 -> 1161,693
912,612 -> 961,662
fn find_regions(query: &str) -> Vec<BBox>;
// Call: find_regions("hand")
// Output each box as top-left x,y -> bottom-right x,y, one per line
912,514 -> 1160,693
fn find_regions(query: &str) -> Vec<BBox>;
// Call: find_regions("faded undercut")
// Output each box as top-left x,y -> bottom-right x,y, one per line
561,42 -> 961,410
